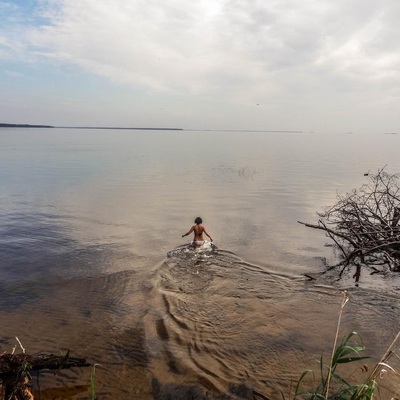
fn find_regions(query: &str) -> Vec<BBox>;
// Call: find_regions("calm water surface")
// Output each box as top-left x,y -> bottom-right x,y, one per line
0,128 -> 399,399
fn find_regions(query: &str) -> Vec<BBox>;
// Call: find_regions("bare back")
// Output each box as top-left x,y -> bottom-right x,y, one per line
182,221 -> 213,243
193,224 -> 205,240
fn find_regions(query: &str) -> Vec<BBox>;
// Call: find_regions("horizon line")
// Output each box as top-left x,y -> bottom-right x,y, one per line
1,123 -> 303,133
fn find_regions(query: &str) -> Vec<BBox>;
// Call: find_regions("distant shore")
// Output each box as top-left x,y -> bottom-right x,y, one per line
0,123 -> 54,128
0,123 -> 182,130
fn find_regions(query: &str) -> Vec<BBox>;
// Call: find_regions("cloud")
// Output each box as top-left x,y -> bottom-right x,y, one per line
1,0 -> 400,130
0,1 -> 392,100
315,5 -> 400,83
27,0 -> 270,98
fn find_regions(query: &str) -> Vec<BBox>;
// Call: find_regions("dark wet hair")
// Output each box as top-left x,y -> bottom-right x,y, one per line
194,217 -> 203,224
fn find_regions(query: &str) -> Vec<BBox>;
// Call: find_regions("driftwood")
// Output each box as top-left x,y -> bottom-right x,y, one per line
299,168 -> 400,275
0,351 -> 90,400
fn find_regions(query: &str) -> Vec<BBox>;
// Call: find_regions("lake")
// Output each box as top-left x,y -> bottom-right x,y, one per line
0,128 -> 399,399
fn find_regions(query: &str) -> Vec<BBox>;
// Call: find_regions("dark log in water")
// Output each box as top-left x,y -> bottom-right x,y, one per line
0,352 -> 90,400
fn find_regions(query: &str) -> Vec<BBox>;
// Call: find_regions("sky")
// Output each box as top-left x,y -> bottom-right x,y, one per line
1,0 -> 400,132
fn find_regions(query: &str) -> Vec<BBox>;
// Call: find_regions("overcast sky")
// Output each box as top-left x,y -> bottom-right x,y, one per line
1,0 -> 399,132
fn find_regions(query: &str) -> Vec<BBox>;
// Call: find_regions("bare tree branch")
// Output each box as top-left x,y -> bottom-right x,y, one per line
299,168 -> 400,274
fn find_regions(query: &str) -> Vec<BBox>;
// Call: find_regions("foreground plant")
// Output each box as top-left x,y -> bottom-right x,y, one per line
90,363 -> 101,400
282,291 -> 400,400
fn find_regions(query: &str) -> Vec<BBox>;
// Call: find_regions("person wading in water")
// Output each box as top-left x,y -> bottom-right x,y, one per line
182,217 -> 213,248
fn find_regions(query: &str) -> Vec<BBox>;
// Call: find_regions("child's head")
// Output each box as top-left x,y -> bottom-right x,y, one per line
194,217 -> 203,224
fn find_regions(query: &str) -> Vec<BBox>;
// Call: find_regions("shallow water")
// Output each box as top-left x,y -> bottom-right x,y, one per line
0,128 -> 399,399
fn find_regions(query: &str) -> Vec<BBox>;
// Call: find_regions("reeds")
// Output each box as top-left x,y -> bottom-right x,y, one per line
283,291 -> 400,400
90,363 -> 101,400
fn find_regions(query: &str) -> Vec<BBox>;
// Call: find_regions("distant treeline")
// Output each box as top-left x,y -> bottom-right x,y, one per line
0,123 -> 183,130
0,123 -> 54,128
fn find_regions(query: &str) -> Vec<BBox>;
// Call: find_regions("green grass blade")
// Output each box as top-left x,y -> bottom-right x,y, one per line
294,370 -> 313,397
90,363 -> 101,400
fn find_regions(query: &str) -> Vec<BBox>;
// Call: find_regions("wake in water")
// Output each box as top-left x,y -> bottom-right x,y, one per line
167,241 -> 217,259
144,244 -> 311,399
139,244 -> 400,399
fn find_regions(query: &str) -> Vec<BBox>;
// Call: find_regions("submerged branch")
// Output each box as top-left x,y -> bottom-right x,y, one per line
0,352 -> 90,378
0,352 -> 90,400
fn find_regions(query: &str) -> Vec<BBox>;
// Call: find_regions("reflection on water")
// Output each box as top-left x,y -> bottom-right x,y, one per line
0,129 -> 400,398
